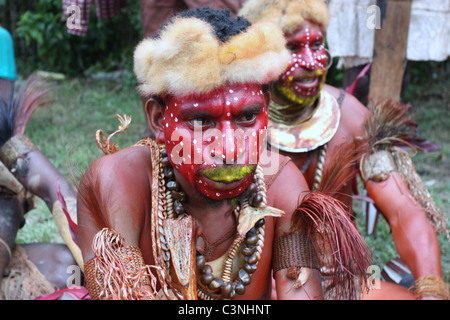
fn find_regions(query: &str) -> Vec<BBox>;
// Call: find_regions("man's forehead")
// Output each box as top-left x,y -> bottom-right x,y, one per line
287,20 -> 323,41
166,83 -> 265,112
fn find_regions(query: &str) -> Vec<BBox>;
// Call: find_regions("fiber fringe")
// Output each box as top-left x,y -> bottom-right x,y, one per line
90,228 -> 160,300
0,74 -> 51,148
292,191 -> 373,300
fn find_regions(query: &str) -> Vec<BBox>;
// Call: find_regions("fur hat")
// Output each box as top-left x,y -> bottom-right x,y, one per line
239,0 -> 330,35
133,8 -> 290,97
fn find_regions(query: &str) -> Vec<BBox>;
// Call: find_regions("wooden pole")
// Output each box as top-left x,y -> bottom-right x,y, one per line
369,0 -> 412,103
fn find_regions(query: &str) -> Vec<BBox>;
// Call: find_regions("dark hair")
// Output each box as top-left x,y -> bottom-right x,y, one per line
154,7 -> 251,42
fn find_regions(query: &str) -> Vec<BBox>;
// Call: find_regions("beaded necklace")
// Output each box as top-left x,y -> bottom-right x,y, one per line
149,140 -> 283,300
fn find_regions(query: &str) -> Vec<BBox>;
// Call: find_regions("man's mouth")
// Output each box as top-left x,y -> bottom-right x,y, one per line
287,71 -> 324,97
293,76 -> 319,89
200,165 -> 255,183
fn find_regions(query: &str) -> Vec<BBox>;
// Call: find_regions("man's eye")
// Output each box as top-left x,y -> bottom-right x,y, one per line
237,112 -> 258,124
311,41 -> 323,50
287,43 -> 299,52
189,118 -> 212,128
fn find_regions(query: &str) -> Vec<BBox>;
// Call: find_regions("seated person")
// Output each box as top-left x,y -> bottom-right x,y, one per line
77,7 -> 372,300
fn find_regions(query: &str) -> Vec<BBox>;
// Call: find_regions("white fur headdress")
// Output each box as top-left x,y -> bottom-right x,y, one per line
133,14 -> 290,97
239,0 -> 330,35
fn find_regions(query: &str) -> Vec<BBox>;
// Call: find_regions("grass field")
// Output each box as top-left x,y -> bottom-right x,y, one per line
15,61 -> 450,283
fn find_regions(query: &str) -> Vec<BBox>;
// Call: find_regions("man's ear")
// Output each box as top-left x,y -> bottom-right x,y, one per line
145,96 -> 165,143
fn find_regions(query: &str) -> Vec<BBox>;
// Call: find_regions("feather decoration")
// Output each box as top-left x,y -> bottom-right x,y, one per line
292,141 -> 374,299
292,191 -> 373,300
317,141 -> 361,198
364,99 -> 440,152
345,62 -> 372,96
0,74 -> 51,148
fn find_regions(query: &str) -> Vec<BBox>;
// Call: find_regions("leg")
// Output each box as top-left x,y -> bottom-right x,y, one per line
0,196 -> 24,282
361,280 -> 415,300
22,243 -> 79,289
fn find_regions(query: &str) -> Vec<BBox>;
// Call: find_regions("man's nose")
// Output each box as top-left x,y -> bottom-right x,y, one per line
221,122 -> 239,163
298,47 -> 317,70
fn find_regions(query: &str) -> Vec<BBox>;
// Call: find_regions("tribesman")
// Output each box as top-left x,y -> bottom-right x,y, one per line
239,0 -> 448,300
77,7 -> 372,300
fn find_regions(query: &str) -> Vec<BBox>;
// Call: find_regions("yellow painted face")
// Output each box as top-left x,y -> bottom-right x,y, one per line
272,21 -> 328,109
272,69 -> 327,106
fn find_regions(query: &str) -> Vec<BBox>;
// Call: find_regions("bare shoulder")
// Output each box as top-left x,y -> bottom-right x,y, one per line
82,145 -> 152,183
265,154 -> 309,232
77,145 -> 153,260
78,145 -> 153,213
324,84 -> 370,136
264,154 -> 306,191
91,145 -> 151,172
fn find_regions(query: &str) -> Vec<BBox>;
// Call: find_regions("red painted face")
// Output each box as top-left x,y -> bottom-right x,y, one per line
158,83 -> 268,200
274,20 -> 327,103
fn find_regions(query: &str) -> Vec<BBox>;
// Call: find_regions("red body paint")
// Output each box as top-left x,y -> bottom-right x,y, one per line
160,83 -> 268,200
278,21 -> 328,99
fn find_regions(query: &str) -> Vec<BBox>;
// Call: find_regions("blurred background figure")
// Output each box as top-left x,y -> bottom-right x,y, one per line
139,0 -> 245,38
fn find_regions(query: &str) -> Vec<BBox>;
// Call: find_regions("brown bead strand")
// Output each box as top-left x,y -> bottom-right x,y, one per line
157,145 -> 266,300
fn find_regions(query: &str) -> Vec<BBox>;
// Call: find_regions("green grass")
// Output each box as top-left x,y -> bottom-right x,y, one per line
16,75 -> 147,244
15,61 -> 450,283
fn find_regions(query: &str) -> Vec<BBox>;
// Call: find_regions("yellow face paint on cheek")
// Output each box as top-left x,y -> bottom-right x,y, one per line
274,69 -> 327,106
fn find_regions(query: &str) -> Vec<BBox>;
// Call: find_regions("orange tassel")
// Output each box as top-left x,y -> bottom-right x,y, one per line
293,191 -> 373,299
91,228 -> 160,300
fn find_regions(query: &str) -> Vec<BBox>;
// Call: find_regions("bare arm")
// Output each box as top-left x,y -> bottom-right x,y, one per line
22,150 -> 77,210
77,146 -> 151,263
366,172 -> 442,279
268,159 -> 324,300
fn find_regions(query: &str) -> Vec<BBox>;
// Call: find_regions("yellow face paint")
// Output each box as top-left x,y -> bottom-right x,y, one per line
275,70 -> 326,103
201,165 -> 255,183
